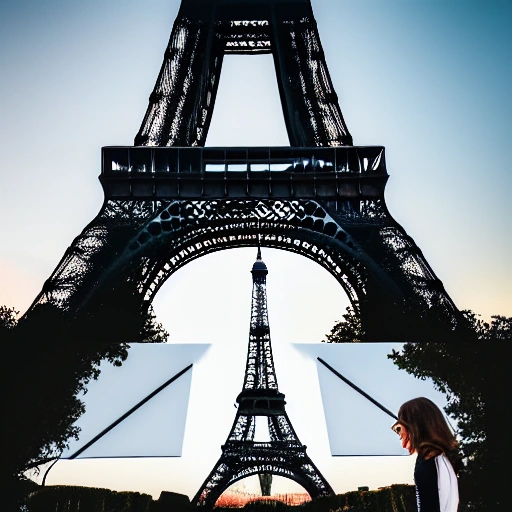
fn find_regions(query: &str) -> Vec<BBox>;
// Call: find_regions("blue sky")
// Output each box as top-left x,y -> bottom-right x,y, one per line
1,0 -> 511,501
1,0 -> 510,320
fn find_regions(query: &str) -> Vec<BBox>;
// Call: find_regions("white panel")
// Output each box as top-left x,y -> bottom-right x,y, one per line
61,343 -> 210,458
292,343 -> 453,456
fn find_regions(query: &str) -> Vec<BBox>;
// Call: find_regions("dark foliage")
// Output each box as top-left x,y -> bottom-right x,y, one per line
30,484 -> 417,512
322,306 -> 510,510
27,485 -> 153,512
388,311 -> 511,511
0,304 -> 19,330
322,305 -> 363,343
1,300 -> 168,511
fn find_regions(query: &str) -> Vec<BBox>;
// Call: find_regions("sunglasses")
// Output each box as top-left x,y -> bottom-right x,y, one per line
391,421 -> 404,435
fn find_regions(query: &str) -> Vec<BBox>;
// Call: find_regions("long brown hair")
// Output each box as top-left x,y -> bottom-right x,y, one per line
398,397 -> 461,473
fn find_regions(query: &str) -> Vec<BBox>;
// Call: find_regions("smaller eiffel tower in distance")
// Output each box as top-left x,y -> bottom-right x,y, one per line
192,246 -> 334,507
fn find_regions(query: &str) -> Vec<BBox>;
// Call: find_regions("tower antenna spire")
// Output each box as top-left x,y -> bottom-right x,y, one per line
257,221 -> 262,261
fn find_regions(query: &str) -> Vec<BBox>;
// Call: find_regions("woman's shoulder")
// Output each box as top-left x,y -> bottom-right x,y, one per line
418,445 -> 443,460
414,453 -> 437,472
424,452 -> 462,478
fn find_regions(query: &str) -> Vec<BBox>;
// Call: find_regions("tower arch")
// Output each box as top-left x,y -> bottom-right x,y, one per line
23,0 -> 463,342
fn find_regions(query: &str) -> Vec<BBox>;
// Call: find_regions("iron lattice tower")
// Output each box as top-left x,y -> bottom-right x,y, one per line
192,248 -> 334,507
22,0 -> 465,342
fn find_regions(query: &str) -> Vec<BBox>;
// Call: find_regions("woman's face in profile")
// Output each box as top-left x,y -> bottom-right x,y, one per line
392,421 -> 413,454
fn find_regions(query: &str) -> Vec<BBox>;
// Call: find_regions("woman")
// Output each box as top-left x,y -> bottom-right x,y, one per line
392,397 -> 462,512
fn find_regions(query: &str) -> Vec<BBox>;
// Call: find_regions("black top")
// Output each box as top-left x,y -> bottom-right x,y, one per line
414,455 -> 440,512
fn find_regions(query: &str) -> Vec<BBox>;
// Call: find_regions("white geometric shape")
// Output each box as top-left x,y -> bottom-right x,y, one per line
61,343 -> 210,458
292,343 -> 452,456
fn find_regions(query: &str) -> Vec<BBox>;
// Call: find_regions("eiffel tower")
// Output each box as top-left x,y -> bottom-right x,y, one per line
21,0 -> 465,342
192,247 -> 334,507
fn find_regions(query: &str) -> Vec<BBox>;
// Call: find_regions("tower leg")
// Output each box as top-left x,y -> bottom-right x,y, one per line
258,473 -> 273,496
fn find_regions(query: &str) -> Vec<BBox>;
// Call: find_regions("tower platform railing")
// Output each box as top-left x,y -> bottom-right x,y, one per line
100,146 -> 388,200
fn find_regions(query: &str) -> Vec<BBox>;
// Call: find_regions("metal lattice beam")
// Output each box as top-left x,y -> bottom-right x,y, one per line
134,0 -> 352,147
23,0 -> 464,343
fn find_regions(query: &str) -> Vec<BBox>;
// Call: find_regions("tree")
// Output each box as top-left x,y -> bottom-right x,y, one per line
322,307 -> 510,510
322,305 -> 363,343
387,311 -> 511,511
0,304 -> 19,330
141,304 -> 169,343
2,300 -> 168,511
